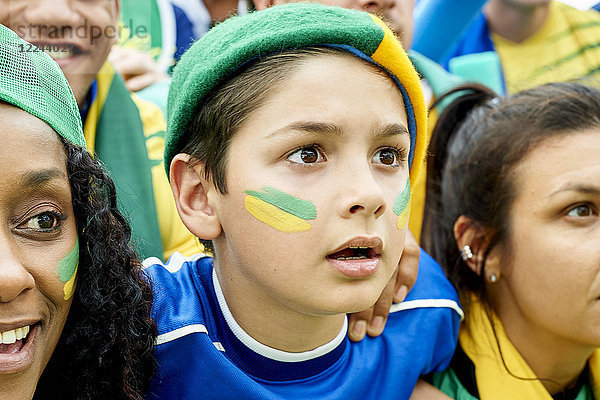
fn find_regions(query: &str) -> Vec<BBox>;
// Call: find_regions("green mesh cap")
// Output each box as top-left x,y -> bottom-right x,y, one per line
165,3 -> 390,176
0,25 -> 85,147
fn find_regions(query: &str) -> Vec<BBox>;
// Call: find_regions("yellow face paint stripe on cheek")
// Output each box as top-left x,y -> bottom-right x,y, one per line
244,196 -> 312,232
396,204 -> 411,230
62,264 -> 78,301
57,239 -> 79,301
393,179 -> 411,229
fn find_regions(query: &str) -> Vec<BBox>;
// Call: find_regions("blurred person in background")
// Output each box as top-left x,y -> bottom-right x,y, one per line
442,0 -> 600,94
0,0 -> 201,261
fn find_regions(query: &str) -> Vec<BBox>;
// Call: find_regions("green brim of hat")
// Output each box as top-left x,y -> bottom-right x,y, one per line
0,25 -> 85,147
166,2 -> 428,184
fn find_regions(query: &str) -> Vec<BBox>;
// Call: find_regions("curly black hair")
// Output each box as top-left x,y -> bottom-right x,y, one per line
34,139 -> 157,400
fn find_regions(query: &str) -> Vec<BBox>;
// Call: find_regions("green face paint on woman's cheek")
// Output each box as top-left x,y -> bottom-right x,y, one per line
244,187 -> 317,232
393,179 -> 411,230
56,239 -> 79,300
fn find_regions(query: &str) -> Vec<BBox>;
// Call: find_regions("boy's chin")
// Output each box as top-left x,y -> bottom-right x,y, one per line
320,289 -> 384,315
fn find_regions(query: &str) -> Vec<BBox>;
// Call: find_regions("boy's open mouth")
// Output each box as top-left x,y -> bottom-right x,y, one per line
327,246 -> 377,261
326,238 -> 382,278
0,325 -> 31,355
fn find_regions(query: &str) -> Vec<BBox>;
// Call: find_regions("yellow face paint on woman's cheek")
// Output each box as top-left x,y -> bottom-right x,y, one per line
393,179 -> 411,230
244,187 -> 316,232
56,239 -> 79,300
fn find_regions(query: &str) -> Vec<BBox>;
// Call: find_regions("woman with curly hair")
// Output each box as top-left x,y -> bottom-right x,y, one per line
0,25 -> 156,400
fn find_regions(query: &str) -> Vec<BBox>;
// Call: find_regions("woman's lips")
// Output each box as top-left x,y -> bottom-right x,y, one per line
0,324 -> 38,374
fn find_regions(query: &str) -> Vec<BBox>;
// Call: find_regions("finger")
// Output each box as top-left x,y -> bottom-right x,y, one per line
394,284 -> 408,303
394,230 -> 420,303
366,269 -> 396,337
126,73 -> 162,92
109,48 -> 137,72
347,307 -> 373,342
110,48 -> 157,77
114,56 -> 150,78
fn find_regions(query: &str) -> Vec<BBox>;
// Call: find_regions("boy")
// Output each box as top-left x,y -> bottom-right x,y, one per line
145,4 -> 462,399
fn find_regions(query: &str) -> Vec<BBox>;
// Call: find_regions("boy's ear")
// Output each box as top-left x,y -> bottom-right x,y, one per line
453,215 -> 497,278
170,154 -> 222,240
252,0 -> 275,11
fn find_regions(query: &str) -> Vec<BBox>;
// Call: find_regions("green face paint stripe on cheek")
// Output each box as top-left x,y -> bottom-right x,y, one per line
393,179 -> 411,216
244,187 -> 317,220
58,239 -> 79,283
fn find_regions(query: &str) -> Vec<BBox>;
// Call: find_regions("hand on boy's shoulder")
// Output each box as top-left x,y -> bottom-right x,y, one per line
347,230 -> 420,341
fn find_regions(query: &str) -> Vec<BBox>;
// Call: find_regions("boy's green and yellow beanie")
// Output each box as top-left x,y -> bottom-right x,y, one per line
166,2 -> 428,185
0,24 -> 85,147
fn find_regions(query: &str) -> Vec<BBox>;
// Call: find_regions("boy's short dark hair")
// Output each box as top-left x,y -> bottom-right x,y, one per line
181,46 -> 389,194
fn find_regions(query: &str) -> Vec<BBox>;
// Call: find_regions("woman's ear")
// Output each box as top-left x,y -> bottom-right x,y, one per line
453,215 -> 490,277
169,154 -> 222,240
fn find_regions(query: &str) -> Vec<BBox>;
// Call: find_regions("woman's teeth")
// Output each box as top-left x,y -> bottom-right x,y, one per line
1,326 -> 30,344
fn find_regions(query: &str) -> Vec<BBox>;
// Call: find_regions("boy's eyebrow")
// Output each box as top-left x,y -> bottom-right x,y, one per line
21,168 -> 66,187
265,122 -> 409,139
550,183 -> 600,197
376,123 -> 410,138
266,121 -> 344,138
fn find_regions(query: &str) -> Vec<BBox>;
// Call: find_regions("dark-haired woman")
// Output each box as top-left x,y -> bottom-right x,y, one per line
0,25 -> 155,400
423,82 -> 600,399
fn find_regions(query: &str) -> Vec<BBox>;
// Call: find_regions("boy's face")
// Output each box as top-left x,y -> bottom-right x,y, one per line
210,55 -> 410,316
0,0 -> 119,106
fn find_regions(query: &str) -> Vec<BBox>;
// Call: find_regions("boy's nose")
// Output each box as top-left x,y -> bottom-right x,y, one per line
359,0 -> 396,12
0,237 -> 35,303
336,164 -> 387,219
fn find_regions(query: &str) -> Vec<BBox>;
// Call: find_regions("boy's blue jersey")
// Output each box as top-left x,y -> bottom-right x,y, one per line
144,250 -> 462,400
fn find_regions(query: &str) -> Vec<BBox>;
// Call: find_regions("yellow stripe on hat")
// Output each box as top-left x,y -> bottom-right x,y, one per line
368,14 -> 428,191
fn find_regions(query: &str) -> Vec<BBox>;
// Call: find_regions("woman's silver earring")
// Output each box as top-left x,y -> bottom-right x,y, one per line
460,245 -> 473,261
489,274 -> 498,283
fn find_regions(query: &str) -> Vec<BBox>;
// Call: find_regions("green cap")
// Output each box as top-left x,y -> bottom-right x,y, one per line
0,25 -> 85,147
165,3 -> 429,184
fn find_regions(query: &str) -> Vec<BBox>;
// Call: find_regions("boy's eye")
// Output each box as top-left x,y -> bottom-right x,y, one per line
287,146 -> 326,164
23,212 -> 63,231
372,148 -> 402,167
566,204 -> 596,218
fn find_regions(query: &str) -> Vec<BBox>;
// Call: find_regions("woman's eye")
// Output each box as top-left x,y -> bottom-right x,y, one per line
287,146 -> 326,164
372,148 -> 402,167
25,212 -> 61,231
566,205 -> 595,218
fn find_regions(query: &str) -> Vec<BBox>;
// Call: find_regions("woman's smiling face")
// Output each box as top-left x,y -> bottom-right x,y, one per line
0,103 -> 77,399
